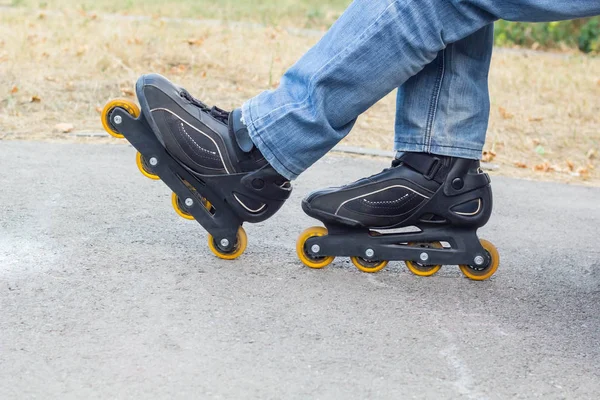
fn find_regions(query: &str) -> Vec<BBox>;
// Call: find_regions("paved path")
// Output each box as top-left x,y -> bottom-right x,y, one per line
1,141 -> 599,399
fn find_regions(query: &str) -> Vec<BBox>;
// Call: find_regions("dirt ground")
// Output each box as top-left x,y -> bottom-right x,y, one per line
1,8 -> 599,184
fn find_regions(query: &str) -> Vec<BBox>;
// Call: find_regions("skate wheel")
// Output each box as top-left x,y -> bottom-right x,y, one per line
208,227 -> 247,260
171,192 -> 195,220
296,226 -> 334,269
405,242 -> 443,277
350,257 -> 388,273
459,239 -> 500,281
101,98 -> 140,139
136,152 -> 160,180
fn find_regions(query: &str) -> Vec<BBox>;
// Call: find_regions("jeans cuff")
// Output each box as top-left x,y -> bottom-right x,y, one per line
241,98 -> 301,180
394,141 -> 483,160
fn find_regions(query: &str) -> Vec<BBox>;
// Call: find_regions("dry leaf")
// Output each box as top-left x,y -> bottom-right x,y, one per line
566,160 -> 575,171
10,86 -> 18,94
76,45 -> 89,56
514,162 -> 528,169
586,149 -> 597,159
531,138 -> 541,146
127,37 -> 143,45
55,123 -> 74,133
45,76 -> 57,82
187,38 -> 204,46
528,117 -> 543,122
577,167 -> 590,178
498,106 -> 514,120
482,150 -> 496,163
533,162 -> 554,173
120,87 -> 134,97
201,71 -> 207,78
30,95 -> 41,103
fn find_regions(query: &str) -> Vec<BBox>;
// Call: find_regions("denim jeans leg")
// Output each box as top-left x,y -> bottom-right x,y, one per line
395,24 -> 494,160
242,0 -> 600,180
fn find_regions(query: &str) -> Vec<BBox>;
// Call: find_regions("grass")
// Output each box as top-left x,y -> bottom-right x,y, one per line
1,0 -> 350,28
0,5 -> 599,184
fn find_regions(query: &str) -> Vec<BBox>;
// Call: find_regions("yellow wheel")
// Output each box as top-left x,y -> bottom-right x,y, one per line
405,242 -> 443,277
459,239 -> 500,281
101,98 -> 140,139
208,227 -> 248,260
171,192 -> 195,221
136,152 -> 160,181
296,226 -> 335,269
351,257 -> 388,273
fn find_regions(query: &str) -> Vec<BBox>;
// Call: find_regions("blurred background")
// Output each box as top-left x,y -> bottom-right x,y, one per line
1,0 -> 598,183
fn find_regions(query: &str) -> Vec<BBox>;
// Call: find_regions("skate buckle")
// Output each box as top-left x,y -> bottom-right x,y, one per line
425,158 -> 442,180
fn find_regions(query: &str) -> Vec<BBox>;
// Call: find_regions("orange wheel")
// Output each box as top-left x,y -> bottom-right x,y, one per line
405,242 -> 443,277
208,227 -> 248,260
296,226 -> 335,269
136,152 -> 160,181
101,98 -> 140,139
171,192 -> 195,221
459,239 -> 500,281
351,256 -> 388,273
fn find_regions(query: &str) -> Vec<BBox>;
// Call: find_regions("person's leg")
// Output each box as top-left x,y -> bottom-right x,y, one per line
242,0 -> 600,180
395,24 -> 494,159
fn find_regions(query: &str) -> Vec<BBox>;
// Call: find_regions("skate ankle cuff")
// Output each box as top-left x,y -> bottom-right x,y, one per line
397,153 -> 447,183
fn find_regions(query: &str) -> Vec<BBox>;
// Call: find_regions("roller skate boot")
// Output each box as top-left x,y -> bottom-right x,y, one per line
101,74 -> 292,259
296,152 -> 499,280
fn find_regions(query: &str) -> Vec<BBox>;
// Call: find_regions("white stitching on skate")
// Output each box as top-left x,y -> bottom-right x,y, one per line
363,194 -> 410,205
151,107 -> 230,174
234,194 -> 266,213
335,185 -> 429,216
178,122 -> 219,158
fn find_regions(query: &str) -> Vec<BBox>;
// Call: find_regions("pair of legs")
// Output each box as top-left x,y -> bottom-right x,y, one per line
242,0 -> 600,180
108,0 -> 599,274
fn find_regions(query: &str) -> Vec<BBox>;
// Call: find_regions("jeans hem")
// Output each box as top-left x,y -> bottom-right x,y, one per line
241,99 -> 302,180
394,141 -> 483,160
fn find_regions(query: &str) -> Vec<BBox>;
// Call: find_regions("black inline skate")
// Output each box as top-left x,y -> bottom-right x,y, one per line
296,152 -> 499,280
101,74 -> 292,259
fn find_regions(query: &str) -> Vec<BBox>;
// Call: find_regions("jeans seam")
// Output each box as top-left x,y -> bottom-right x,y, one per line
250,0 -> 404,127
424,47 -> 446,153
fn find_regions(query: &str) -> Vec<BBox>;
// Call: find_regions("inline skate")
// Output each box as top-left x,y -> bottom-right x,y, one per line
101,74 -> 292,259
296,152 -> 499,280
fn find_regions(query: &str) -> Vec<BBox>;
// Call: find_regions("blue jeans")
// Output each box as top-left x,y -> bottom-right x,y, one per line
242,0 -> 600,180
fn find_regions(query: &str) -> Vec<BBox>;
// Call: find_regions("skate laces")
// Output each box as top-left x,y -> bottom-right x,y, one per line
179,90 -> 230,124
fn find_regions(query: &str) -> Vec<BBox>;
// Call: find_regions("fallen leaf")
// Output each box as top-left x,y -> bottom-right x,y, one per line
533,162 -> 554,173
201,71 -> 207,78
55,123 -> 74,133
10,86 -> 18,94
30,95 -> 41,103
95,106 -> 103,114
76,45 -> 89,56
187,38 -> 204,46
577,167 -> 590,178
482,150 -> 496,163
586,149 -> 597,159
120,87 -> 134,97
531,138 -> 541,146
45,76 -> 57,82
514,162 -> 528,169
528,117 -> 543,122
498,106 -> 514,119
566,160 -> 575,171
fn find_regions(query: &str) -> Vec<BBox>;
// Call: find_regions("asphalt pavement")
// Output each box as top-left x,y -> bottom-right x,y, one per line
1,141 -> 599,399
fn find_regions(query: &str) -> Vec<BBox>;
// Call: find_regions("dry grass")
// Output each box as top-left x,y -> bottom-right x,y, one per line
1,8 -> 599,184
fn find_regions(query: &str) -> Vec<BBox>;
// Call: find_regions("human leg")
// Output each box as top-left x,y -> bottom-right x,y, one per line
243,0 -> 600,179
395,24 -> 495,159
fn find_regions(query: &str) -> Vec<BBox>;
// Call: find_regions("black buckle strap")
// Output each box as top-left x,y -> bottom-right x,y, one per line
397,152 -> 444,182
